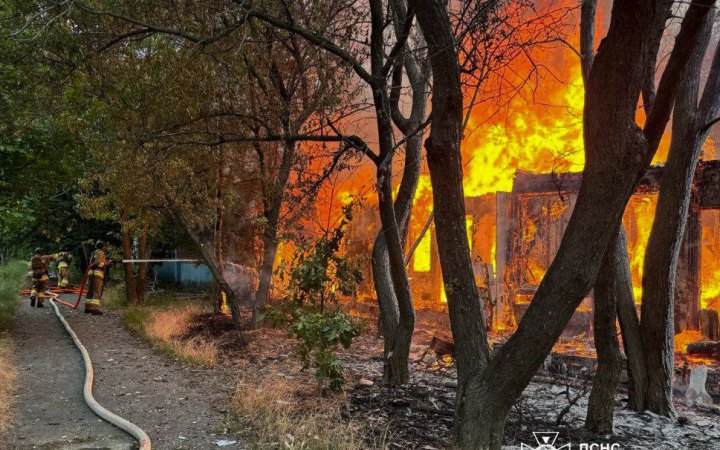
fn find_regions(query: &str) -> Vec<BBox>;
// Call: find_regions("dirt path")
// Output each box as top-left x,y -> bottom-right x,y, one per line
6,299 -> 133,449
6,296 -> 239,450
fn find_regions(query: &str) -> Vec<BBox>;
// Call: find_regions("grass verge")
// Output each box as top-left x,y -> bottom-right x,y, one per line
0,260 -> 27,434
226,377 -> 386,450
122,297 -> 219,366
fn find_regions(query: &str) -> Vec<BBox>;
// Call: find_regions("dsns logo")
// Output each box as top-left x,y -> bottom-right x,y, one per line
520,432 -> 570,450
520,432 -> 621,450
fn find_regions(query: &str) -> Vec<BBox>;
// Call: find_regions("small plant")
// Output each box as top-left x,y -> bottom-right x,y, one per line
276,202 -> 363,312
274,202 -> 364,391
260,302 -> 295,329
291,310 -> 362,391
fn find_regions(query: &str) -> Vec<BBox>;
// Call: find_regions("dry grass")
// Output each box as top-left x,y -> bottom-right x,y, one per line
124,303 -> 219,366
0,337 -> 16,434
229,377 -> 386,450
0,260 -> 25,437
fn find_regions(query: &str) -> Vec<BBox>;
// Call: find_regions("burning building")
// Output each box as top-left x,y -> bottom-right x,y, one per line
348,159 -> 720,348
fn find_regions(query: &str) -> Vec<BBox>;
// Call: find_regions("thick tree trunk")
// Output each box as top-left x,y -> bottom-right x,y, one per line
119,210 -> 138,304
255,236 -> 278,317
640,133 -> 702,415
408,0 -> 491,440
640,11 -> 718,415
586,228 -> 624,434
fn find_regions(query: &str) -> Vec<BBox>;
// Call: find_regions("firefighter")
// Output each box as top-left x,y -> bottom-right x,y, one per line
30,248 -> 52,308
53,246 -> 73,288
85,240 -> 111,315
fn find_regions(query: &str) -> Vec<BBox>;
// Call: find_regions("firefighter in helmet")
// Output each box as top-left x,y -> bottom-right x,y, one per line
85,240 -> 111,315
30,248 -> 52,307
53,246 -> 73,288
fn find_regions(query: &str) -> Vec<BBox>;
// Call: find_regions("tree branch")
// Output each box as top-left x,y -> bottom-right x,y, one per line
643,0 -> 716,157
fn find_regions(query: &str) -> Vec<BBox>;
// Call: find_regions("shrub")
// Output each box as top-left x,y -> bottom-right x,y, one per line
291,310 -> 362,392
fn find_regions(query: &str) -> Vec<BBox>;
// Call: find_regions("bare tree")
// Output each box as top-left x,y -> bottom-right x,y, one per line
370,0 -> 430,384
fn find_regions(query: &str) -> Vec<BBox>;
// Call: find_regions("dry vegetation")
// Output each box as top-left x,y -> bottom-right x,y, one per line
117,291 -> 389,449
0,339 -> 15,434
228,377 -> 381,450
122,298 -> 220,366
0,260 -> 25,436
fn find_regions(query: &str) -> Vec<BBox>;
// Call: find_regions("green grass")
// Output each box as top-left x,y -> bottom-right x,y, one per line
0,260 -> 28,332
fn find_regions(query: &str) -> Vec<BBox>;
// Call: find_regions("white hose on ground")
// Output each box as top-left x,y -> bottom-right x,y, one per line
49,299 -> 152,450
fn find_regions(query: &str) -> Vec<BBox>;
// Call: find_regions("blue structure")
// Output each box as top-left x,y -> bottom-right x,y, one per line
154,261 -> 213,287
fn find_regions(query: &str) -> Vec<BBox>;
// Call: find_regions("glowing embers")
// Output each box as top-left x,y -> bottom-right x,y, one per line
701,209 -> 720,311
410,176 -> 434,273
510,190 -> 658,304
413,229 -> 432,273
622,193 -> 658,303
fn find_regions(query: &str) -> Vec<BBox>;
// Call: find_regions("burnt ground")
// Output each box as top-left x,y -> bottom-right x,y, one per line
5,295 -> 239,450
171,312 -> 720,450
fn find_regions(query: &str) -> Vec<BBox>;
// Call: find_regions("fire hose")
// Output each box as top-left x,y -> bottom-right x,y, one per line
15,258 -> 202,448
48,298 -> 152,449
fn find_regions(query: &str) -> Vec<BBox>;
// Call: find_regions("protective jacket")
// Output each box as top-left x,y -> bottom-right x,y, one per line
30,254 -> 51,305
54,251 -> 72,287
85,248 -> 108,313
31,254 -> 50,277
54,251 -> 71,268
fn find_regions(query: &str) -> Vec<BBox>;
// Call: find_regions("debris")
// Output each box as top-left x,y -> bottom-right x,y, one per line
215,439 -> 237,446
428,334 -> 454,357
686,341 -> 720,356
357,378 -> 374,387
685,366 -> 713,407
700,309 -> 719,341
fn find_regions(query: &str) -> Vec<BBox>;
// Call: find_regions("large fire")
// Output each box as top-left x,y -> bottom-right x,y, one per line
702,210 -> 720,311
301,0 -> 720,362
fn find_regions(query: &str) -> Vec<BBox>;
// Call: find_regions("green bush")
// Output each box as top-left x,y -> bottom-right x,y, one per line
292,310 -> 362,392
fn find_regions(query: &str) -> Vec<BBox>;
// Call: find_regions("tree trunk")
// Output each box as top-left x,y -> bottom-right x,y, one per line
254,235 -> 278,319
373,128 -> 422,384
408,0 -> 491,440
372,0 -> 428,383
364,0 -> 417,386
119,209 -> 138,304
136,215 -> 148,303
614,229 -> 648,411
253,136 -> 296,325
168,204 -> 244,340
586,228 -> 624,434
375,164 -> 415,384
213,160 -> 225,314
640,9 -> 718,415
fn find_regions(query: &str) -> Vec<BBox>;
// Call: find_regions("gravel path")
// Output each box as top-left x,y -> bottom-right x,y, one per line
5,295 -> 239,450
6,298 -> 133,449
